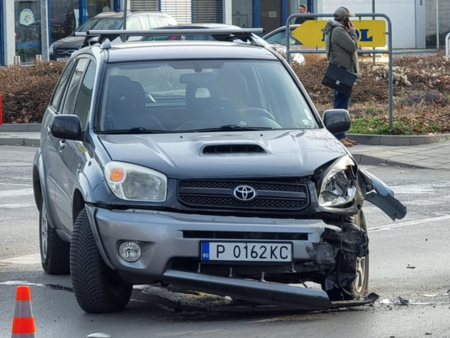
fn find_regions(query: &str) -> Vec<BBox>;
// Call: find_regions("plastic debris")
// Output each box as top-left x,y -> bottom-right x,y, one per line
395,296 -> 410,306
406,264 -> 415,269
380,299 -> 391,304
423,294 -> 437,298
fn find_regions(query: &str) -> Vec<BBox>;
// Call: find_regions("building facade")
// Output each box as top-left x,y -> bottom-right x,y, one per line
1,0 -> 449,66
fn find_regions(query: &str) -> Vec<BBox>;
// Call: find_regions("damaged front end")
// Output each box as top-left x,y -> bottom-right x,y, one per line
160,155 -> 405,310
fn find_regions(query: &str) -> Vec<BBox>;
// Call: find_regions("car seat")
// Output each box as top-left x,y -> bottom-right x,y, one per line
105,76 -> 163,130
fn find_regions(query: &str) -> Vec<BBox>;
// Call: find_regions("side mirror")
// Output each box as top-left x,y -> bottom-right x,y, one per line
323,109 -> 351,134
51,115 -> 82,140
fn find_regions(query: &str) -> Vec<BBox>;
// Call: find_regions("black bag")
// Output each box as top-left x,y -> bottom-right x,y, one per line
321,63 -> 357,96
322,26 -> 357,96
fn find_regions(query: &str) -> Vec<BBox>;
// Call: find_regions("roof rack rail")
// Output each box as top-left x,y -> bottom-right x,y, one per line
77,28 -> 265,48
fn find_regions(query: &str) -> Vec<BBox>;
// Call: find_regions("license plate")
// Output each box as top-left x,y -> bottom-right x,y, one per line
56,57 -> 69,61
200,242 -> 292,262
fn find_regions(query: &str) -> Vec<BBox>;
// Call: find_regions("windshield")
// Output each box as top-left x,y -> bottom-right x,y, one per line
98,60 -> 319,133
76,17 -> 123,32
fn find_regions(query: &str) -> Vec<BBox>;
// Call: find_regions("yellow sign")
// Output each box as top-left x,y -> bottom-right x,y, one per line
292,20 -> 386,48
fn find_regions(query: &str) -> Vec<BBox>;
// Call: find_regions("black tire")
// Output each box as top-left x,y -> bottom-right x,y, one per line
39,196 -> 70,274
326,210 -> 369,301
70,208 -> 132,313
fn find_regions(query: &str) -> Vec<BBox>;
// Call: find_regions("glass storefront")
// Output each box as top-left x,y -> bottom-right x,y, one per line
232,0 -> 252,28
15,0 -> 42,63
49,0 -> 114,44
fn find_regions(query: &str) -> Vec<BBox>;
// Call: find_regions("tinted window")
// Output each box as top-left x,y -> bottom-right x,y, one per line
61,58 -> 90,115
74,61 -> 96,128
76,17 -> 122,31
264,30 -> 296,46
50,59 -> 76,110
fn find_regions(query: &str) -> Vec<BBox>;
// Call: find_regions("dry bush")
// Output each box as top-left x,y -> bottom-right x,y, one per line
0,60 -> 66,124
292,53 -> 450,122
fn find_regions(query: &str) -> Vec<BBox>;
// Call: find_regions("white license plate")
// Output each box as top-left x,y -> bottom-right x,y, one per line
201,242 -> 292,262
56,57 -> 69,61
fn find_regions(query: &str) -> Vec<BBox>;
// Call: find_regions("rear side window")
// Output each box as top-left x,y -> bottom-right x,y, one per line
61,58 -> 90,115
148,16 -> 158,28
74,61 -> 96,129
127,17 -> 142,30
50,59 -> 76,110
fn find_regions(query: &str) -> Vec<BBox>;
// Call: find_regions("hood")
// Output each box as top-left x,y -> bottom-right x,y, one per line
323,19 -> 343,35
52,36 -> 85,50
98,129 -> 348,179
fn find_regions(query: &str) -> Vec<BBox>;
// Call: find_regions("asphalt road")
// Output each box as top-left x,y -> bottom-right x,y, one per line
0,145 -> 449,338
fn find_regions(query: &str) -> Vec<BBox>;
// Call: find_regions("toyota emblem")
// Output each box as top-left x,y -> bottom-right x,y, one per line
233,185 -> 257,201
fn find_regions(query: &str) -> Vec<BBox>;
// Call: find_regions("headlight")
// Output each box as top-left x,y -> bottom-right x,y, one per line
318,157 -> 357,207
104,162 -> 167,201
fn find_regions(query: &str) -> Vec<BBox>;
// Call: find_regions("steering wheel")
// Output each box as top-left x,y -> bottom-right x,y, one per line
240,107 -> 276,121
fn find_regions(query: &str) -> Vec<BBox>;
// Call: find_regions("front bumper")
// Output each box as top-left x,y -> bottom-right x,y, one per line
86,205 -> 340,278
86,206 -> 376,310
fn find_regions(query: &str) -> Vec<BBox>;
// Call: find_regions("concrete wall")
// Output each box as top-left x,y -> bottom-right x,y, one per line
3,0 -> 16,65
317,0 -> 424,49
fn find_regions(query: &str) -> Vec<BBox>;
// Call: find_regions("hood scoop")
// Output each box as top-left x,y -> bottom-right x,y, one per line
202,144 -> 268,155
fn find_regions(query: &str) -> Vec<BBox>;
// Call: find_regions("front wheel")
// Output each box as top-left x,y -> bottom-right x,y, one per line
70,208 -> 132,313
39,196 -> 70,274
325,210 -> 369,301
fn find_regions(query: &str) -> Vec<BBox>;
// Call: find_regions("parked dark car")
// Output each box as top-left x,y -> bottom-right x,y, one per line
33,27 -> 406,313
49,11 -> 176,60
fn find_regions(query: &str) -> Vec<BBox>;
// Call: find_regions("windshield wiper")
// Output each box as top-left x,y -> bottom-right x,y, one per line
100,127 -> 167,134
188,125 -> 274,132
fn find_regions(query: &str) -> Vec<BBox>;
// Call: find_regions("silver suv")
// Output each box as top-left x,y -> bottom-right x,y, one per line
33,28 -> 406,313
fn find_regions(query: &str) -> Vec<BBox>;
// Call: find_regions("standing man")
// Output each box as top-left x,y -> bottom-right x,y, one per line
323,6 -> 359,147
295,4 -> 315,24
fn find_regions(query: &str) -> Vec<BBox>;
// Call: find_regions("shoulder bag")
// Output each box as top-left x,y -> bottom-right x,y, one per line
321,27 -> 357,96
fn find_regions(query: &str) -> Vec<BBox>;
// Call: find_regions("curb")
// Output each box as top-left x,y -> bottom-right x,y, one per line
0,123 -> 41,132
0,138 -> 40,147
351,154 -> 429,169
347,133 -> 450,146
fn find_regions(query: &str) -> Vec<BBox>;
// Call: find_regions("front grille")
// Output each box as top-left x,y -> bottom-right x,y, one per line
183,231 -> 308,240
178,180 -> 309,212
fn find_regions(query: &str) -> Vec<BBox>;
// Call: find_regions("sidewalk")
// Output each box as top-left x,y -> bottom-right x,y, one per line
0,124 -> 449,170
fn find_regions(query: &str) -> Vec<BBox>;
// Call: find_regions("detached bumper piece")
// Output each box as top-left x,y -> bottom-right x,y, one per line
164,270 -> 330,311
163,270 -> 378,310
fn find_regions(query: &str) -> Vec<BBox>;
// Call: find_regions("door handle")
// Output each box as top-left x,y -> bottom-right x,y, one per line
59,140 -> 66,151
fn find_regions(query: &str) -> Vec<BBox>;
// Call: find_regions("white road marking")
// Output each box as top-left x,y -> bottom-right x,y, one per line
0,188 -> 33,198
0,183 -> 32,187
0,253 -> 41,265
369,215 -> 450,233
0,203 -> 35,209
0,281 -> 45,287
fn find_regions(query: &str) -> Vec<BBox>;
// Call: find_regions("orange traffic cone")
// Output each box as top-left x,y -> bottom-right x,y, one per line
11,286 -> 36,338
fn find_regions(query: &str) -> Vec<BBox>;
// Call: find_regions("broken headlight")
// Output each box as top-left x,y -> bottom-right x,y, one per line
318,156 -> 357,207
